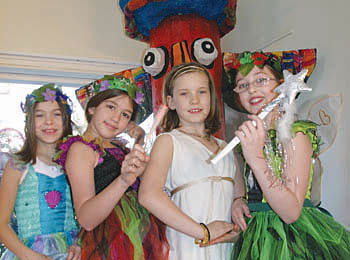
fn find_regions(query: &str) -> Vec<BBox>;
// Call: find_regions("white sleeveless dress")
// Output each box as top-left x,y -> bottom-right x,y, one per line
163,129 -> 235,260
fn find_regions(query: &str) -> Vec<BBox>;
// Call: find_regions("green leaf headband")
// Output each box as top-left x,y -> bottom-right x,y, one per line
76,76 -> 144,109
21,83 -> 72,115
230,51 -> 282,77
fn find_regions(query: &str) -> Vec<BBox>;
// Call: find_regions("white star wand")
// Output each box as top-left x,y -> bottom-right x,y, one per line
210,69 -> 311,164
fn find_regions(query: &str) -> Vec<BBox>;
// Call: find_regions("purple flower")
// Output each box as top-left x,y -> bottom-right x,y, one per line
59,141 -> 71,152
100,80 -> 111,91
42,88 -> 56,101
134,92 -> 144,104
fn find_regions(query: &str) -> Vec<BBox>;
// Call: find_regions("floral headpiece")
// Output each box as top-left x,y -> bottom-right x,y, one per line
21,83 -> 72,115
230,51 -> 282,77
76,75 -> 144,109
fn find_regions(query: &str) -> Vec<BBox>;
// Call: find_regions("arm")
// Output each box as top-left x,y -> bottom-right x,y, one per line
138,134 -> 233,241
66,142 -> 148,231
231,155 -> 251,231
0,162 -> 52,260
233,155 -> 246,200
236,115 -> 312,224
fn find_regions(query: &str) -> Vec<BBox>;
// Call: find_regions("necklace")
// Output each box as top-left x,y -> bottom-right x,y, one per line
177,128 -> 211,141
178,128 -> 221,154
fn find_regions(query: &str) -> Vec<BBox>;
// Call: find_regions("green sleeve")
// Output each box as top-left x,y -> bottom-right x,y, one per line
292,120 -> 320,158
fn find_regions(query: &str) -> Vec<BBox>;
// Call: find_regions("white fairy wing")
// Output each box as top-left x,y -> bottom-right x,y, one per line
307,94 -> 343,155
0,128 -> 24,154
307,94 -> 343,206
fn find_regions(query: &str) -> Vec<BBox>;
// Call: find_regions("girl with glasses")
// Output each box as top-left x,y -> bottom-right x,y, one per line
227,51 -> 350,260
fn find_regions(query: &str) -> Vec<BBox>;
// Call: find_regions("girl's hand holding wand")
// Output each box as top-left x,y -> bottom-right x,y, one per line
210,69 -> 310,164
121,105 -> 168,186
235,115 -> 266,168
120,144 -> 150,186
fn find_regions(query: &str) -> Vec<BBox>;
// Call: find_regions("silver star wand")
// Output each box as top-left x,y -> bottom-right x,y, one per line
210,69 -> 311,164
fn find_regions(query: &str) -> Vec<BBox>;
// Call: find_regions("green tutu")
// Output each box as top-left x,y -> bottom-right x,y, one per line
232,201 -> 350,260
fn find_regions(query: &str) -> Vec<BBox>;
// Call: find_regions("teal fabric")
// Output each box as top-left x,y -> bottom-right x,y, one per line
248,199 -> 314,212
1,162 -> 79,260
14,164 -> 78,239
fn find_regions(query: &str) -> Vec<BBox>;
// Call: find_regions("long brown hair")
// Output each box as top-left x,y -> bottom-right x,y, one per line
16,99 -> 72,164
161,62 -> 221,135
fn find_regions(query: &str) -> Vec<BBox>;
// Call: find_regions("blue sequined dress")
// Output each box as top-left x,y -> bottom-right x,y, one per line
0,158 -> 79,260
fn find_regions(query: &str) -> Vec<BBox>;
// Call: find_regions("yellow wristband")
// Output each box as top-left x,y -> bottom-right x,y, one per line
194,223 -> 210,246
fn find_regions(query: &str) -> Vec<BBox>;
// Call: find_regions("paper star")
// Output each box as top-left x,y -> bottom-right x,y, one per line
274,69 -> 312,104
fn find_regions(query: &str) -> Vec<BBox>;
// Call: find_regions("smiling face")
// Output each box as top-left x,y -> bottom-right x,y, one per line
167,71 -> 211,129
87,94 -> 133,140
34,101 -> 64,146
236,65 -> 279,115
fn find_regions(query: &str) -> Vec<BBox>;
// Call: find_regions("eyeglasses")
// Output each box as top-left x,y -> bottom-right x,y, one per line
233,77 -> 278,94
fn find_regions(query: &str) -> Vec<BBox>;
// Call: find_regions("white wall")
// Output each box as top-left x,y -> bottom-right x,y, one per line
0,0 -> 146,63
0,0 -> 349,226
222,0 -> 350,226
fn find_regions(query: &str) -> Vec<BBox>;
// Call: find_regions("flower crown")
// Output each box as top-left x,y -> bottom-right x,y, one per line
76,75 -> 144,109
230,51 -> 282,77
21,83 -> 72,115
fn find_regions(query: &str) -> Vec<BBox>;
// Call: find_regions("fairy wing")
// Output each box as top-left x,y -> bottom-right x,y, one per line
307,94 -> 343,206
0,128 -> 24,154
307,94 -> 343,155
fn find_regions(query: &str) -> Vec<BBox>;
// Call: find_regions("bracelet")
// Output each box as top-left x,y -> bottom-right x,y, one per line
233,195 -> 247,204
194,223 -> 210,246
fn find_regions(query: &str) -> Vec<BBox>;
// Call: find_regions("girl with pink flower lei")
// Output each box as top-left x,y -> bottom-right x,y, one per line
0,84 -> 80,260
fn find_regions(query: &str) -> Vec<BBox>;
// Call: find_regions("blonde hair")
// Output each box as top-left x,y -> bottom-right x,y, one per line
161,62 -> 221,134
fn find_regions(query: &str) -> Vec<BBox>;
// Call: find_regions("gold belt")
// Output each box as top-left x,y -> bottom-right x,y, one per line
170,176 -> 234,196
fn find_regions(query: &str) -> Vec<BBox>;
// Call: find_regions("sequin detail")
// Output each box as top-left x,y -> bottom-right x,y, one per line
45,191 -> 61,209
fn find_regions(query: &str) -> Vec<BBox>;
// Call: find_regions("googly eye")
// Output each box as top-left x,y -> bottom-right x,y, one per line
142,47 -> 169,79
191,38 -> 218,68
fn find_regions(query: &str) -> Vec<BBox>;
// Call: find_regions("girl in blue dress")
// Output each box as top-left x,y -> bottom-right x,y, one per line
0,84 -> 80,260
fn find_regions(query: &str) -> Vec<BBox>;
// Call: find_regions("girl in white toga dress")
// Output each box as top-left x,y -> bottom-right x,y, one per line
139,62 -> 240,260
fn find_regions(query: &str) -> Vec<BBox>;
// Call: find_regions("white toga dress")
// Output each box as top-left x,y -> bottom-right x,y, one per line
163,129 -> 236,260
